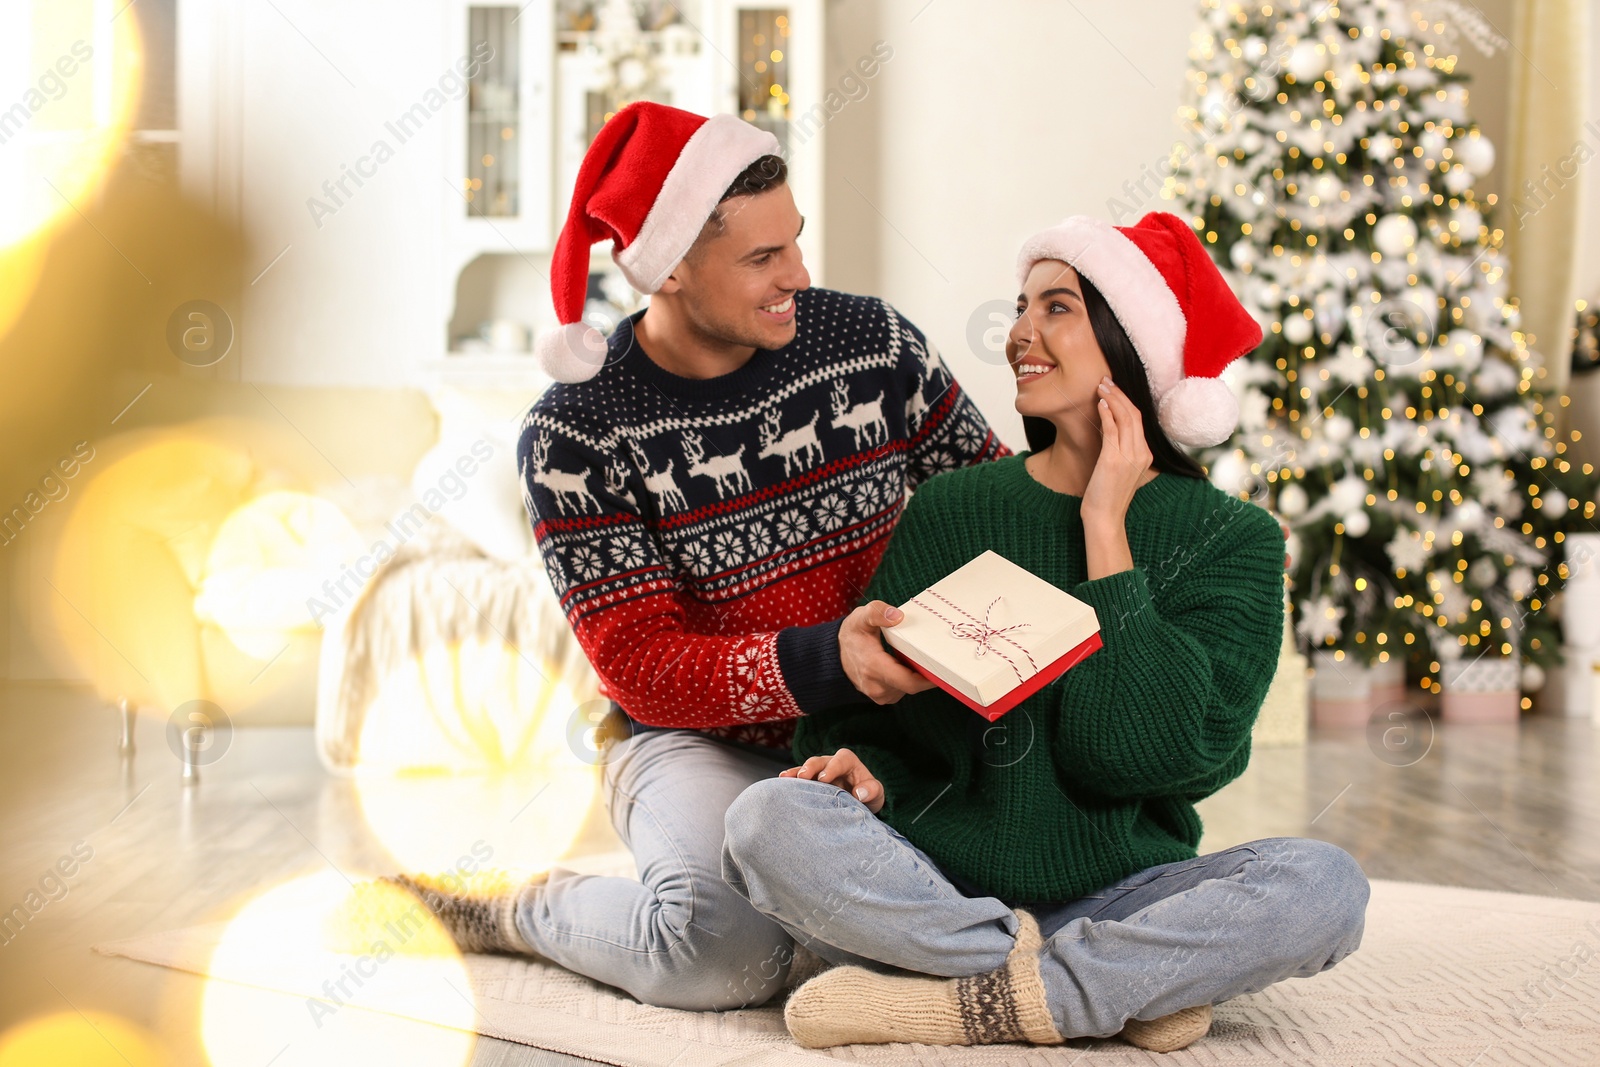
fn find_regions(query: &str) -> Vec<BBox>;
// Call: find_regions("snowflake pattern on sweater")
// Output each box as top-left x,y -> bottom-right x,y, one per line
517,288 -> 1010,752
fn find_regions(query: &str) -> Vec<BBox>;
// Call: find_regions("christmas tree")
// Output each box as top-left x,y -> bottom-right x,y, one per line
1167,0 -> 1597,702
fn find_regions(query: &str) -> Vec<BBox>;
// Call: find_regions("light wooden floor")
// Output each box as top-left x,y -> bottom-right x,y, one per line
2,680 -> 1597,1066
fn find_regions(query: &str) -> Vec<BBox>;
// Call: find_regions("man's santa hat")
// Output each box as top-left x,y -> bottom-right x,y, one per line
536,101 -> 780,383
1015,211 -> 1261,448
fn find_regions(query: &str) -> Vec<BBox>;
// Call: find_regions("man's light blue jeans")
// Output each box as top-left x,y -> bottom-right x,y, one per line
511,725 -> 798,1010
721,776 -> 1370,1040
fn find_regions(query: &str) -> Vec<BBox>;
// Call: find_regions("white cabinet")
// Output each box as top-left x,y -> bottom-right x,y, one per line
439,1 -> 556,361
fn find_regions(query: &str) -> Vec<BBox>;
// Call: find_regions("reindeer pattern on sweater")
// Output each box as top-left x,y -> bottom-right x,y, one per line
517,288 -> 1009,748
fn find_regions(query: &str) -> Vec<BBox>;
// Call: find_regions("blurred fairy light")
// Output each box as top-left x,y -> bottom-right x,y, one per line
0,1011 -> 166,1066
0,3 -> 142,342
351,641 -> 600,881
200,872 -> 476,1067
0,5 -> 142,248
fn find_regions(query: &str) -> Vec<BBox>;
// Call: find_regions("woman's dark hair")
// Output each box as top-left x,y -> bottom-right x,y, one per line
1022,271 -> 1208,480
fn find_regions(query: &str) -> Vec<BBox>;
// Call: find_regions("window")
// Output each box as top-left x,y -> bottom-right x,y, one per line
736,8 -> 789,153
466,6 -> 521,218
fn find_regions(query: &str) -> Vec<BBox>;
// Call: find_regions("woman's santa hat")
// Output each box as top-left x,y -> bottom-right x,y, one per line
1015,211 -> 1261,448
537,101 -> 780,383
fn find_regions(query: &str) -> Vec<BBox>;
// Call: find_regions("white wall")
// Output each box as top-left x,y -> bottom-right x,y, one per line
227,1 -> 453,387
822,0 -> 1199,451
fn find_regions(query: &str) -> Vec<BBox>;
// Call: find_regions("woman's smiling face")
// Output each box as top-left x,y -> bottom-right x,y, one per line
1007,260 -> 1111,423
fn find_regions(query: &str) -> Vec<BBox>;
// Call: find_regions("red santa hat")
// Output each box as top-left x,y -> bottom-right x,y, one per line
1015,211 -> 1261,448
536,101 -> 781,383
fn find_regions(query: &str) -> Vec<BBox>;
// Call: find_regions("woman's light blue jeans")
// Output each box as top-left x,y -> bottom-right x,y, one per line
721,776 -> 1370,1040
511,726 -> 798,1010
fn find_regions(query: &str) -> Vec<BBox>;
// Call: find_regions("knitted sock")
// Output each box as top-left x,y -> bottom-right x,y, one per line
783,910 -> 1063,1048
1118,1004 -> 1213,1053
358,869 -> 546,957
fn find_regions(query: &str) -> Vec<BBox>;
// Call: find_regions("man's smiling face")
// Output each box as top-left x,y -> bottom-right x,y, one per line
664,182 -> 812,353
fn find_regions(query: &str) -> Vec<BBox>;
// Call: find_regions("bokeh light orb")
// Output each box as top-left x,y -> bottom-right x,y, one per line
201,872 -> 475,1067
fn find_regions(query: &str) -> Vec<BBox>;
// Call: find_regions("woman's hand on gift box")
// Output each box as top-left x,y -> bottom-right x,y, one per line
839,601 -> 936,705
781,748 -> 885,814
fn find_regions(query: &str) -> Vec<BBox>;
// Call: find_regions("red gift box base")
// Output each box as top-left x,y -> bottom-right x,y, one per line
889,631 -> 1104,722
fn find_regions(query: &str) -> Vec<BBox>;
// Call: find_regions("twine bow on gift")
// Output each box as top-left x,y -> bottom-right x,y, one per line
908,591 -> 1039,683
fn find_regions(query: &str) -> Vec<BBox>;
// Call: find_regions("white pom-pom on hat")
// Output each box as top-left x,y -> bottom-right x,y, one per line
1157,376 -> 1240,448
535,322 -> 610,384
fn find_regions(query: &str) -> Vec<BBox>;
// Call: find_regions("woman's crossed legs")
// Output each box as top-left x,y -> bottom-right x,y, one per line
722,776 -> 1368,1044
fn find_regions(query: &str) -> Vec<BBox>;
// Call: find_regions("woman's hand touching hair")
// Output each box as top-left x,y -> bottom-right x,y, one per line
1081,375 -> 1154,580
781,747 -> 885,814
1082,374 -> 1154,525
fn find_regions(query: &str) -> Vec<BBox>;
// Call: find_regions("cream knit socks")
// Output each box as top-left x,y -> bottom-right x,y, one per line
783,910 -> 1063,1048
1118,1003 -> 1213,1052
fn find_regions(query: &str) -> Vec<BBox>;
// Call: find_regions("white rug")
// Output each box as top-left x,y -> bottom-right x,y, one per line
93,875 -> 1600,1066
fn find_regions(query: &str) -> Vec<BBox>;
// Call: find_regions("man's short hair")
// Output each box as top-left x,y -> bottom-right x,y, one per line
688,154 -> 789,255
720,153 -> 787,203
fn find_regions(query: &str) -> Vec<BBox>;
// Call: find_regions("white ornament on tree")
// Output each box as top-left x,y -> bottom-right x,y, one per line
1403,286 -> 1440,333
1387,528 -> 1430,572
1455,131 -> 1495,175
1452,499 -> 1486,531
1522,663 -> 1545,693
1296,593 -> 1346,645
1283,315 -> 1314,344
1343,509 -> 1371,537
1208,450 -> 1251,495
1506,564 -> 1535,600
1314,291 -> 1347,338
1373,214 -> 1418,256
1329,476 -> 1367,515
1246,73 -> 1277,102
1287,40 -> 1326,83
1278,482 -> 1309,517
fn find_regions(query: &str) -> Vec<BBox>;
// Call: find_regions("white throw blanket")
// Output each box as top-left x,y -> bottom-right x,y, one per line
314,513 -> 604,774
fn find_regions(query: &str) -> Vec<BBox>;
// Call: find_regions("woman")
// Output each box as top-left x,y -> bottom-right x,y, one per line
720,211 -> 1369,1053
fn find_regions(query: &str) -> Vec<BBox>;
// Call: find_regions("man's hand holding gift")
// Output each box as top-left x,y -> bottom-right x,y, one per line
840,601 -> 936,705
783,747 -> 885,814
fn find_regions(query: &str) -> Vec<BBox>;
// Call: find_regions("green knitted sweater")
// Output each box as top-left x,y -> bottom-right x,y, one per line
792,451 -> 1286,903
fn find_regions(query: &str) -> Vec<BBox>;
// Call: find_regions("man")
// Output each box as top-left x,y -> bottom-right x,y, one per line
391,102 -> 1009,1011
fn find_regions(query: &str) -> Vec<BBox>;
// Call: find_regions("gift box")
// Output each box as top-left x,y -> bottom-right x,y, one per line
882,550 -> 1102,721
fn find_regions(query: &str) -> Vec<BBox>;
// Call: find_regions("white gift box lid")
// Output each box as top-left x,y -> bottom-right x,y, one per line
882,550 -> 1101,709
